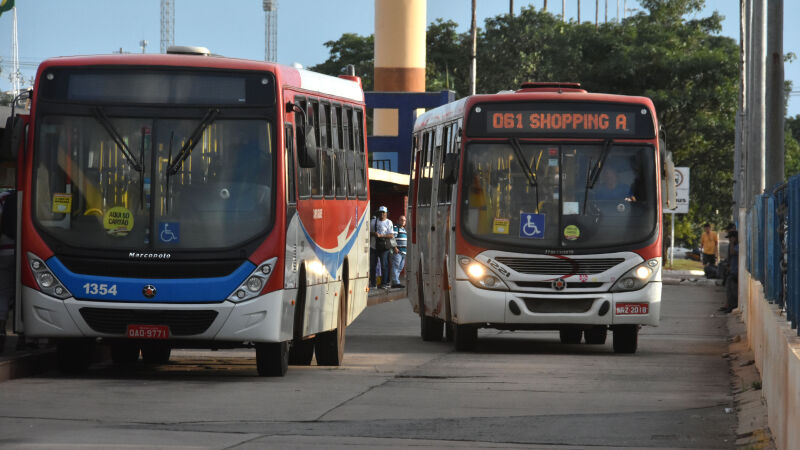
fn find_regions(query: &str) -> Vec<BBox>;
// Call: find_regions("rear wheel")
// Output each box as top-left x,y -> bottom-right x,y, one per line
559,328 -> 582,344
57,339 -> 94,374
613,325 -> 639,353
110,341 -> 140,364
288,339 -> 314,365
315,284 -> 346,366
584,326 -> 608,345
140,342 -> 171,364
453,324 -> 478,351
256,341 -> 289,376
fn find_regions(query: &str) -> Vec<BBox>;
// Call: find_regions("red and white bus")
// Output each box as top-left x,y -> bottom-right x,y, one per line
1,47 -> 370,376
408,82 -> 673,353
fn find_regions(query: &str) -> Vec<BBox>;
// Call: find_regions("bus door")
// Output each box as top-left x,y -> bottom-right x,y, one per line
418,130 -> 434,285
284,121 -> 298,287
428,125 -> 447,314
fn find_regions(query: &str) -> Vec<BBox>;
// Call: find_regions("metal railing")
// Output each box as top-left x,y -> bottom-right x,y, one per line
747,176 -> 798,335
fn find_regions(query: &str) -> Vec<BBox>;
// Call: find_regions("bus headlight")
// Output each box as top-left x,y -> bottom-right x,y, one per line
457,255 -> 509,291
227,257 -> 277,303
27,253 -> 72,300
611,258 -> 660,292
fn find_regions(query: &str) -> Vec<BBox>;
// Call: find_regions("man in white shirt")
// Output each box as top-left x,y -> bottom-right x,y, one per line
373,206 -> 394,289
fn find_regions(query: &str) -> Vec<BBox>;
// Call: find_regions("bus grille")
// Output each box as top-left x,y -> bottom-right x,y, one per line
514,281 -> 605,289
494,257 -> 625,275
79,308 -> 218,336
522,298 -> 595,313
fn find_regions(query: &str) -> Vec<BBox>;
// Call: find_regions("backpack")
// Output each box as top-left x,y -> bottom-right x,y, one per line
704,264 -> 719,279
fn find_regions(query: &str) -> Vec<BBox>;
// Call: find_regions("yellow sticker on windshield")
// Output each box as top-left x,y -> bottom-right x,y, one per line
52,193 -> 72,214
493,218 -> 510,234
563,225 -> 581,241
103,206 -> 134,237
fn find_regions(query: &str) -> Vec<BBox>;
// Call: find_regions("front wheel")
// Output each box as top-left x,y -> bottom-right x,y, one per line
315,284 -> 347,366
612,325 -> 639,353
453,324 -> 478,351
256,341 -> 289,376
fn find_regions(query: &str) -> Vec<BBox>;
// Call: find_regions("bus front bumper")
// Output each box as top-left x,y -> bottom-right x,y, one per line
452,279 -> 661,327
21,286 -> 295,343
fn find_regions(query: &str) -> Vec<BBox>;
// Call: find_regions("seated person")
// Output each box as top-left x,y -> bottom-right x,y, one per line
592,161 -> 636,203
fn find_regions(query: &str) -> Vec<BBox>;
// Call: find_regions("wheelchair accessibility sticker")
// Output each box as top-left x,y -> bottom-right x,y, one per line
159,222 -> 180,243
519,213 -> 545,239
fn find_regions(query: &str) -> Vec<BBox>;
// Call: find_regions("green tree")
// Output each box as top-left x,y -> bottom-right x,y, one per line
308,33 -> 375,91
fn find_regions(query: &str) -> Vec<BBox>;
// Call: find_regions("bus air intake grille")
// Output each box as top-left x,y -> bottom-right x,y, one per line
514,281 -> 604,289
521,298 -> 595,314
79,308 -> 218,336
494,257 -> 624,275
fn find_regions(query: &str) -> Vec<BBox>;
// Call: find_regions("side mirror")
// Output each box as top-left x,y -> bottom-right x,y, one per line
661,148 -> 676,210
443,153 -> 459,184
0,116 -> 25,161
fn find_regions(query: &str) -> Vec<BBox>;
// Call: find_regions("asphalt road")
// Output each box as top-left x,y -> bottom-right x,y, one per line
0,284 -> 736,449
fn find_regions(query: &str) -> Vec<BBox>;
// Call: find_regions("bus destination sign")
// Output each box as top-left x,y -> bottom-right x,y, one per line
488,111 -> 635,135
468,102 -> 655,139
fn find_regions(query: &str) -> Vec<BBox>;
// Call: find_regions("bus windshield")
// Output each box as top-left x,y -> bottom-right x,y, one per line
461,142 -> 656,249
33,115 -> 274,251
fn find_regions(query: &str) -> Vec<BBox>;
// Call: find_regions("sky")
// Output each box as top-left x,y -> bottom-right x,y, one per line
0,0 -> 798,115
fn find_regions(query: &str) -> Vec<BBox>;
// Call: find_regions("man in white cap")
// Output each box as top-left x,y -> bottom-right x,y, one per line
373,206 -> 394,289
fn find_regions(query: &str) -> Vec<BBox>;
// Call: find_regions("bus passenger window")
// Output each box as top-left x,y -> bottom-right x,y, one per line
322,149 -> 334,197
336,106 -> 345,150
310,99 -> 321,148
324,102 -> 332,151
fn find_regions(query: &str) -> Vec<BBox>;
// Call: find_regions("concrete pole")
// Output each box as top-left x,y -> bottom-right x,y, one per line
578,0 -> 581,23
510,0 -> 514,16
749,0 -> 766,202
734,0 -> 747,211
765,0 -> 784,188
562,0 -> 566,22
470,0 -> 477,95
596,0 -> 599,29
373,0 -> 426,137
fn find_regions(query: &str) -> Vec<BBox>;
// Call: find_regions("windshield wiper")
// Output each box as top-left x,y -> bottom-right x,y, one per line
91,107 -> 143,172
583,138 -> 614,214
508,138 -> 540,213
166,108 -> 220,176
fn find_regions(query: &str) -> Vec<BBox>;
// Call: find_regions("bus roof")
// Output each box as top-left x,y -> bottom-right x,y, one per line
413,89 -> 656,133
34,53 -> 364,103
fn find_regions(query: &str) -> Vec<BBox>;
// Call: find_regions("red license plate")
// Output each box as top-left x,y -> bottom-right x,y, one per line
615,303 -> 649,315
126,324 -> 170,339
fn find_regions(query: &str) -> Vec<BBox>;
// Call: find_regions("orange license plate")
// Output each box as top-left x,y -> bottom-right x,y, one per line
126,324 -> 169,339
615,303 -> 649,315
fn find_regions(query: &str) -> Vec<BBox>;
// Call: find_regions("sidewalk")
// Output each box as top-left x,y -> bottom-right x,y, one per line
662,268 -> 719,286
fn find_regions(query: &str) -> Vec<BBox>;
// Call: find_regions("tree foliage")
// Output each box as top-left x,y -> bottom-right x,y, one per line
308,33 -> 375,91
311,0 -> 744,243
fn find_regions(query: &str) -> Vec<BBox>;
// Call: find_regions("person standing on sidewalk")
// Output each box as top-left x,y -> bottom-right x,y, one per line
374,206 -> 394,289
369,214 -> 378,288
722,229 -> 739,313
700,223 -> 719,266
390,215 -> 407,288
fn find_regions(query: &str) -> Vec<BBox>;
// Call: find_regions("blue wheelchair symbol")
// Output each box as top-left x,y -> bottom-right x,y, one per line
519,213 -> 545,239
159,222 -> 180,243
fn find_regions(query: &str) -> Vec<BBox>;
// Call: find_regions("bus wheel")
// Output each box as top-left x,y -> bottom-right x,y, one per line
315,283 -> 346,366
584,326 -> 608,345
256,341 -> 289,376
141,342 -> 171,364
419,270 -> 443,341
453,324 -> 478,351
57,338 -> 94,374
612,325 -> 639,354
559,328 -> 582,344
111,341 -> 140,364
445,322 -> 455,342
288,339 -> 314,365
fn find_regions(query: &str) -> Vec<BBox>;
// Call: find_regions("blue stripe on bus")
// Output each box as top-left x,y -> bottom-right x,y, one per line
46,257 -> 255,303
298,211 -> 366,277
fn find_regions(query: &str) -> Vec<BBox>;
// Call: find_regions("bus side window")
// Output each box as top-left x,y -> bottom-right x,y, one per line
294,97 -> 311,198
308,99 -> 322,197
336,105 -> 345,151
419,131 -> 431,206
410,133 -> 419,204
437,124 -> 451,204
285,123 -> 296,204
355,108 -> 367,198
321,102 -> 334,199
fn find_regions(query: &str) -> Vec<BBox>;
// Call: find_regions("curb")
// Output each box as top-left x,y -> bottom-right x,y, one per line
368,287 -> 407,306
662,277 -> 720,287
0,335 -> 56,383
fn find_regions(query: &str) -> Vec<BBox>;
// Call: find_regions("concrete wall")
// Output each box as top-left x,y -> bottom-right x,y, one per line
742,271 -> 800,450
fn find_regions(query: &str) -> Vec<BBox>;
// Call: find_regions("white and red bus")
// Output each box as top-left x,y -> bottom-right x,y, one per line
1,47 -> 370,375
408,82 -> 673,353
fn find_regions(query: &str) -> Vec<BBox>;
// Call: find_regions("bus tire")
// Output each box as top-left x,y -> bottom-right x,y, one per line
256,341 -> 289,376
559,328 -> 582,344
419,270 -> 443,341
584,326 -> 608,345
453,324 -> 478,351
57,339 -> 94,373
315,283 -> 346,366
613,325 -> 639,354
288,339 -> 314,365
110,341 -> 140,364
141,342 -> 171,364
